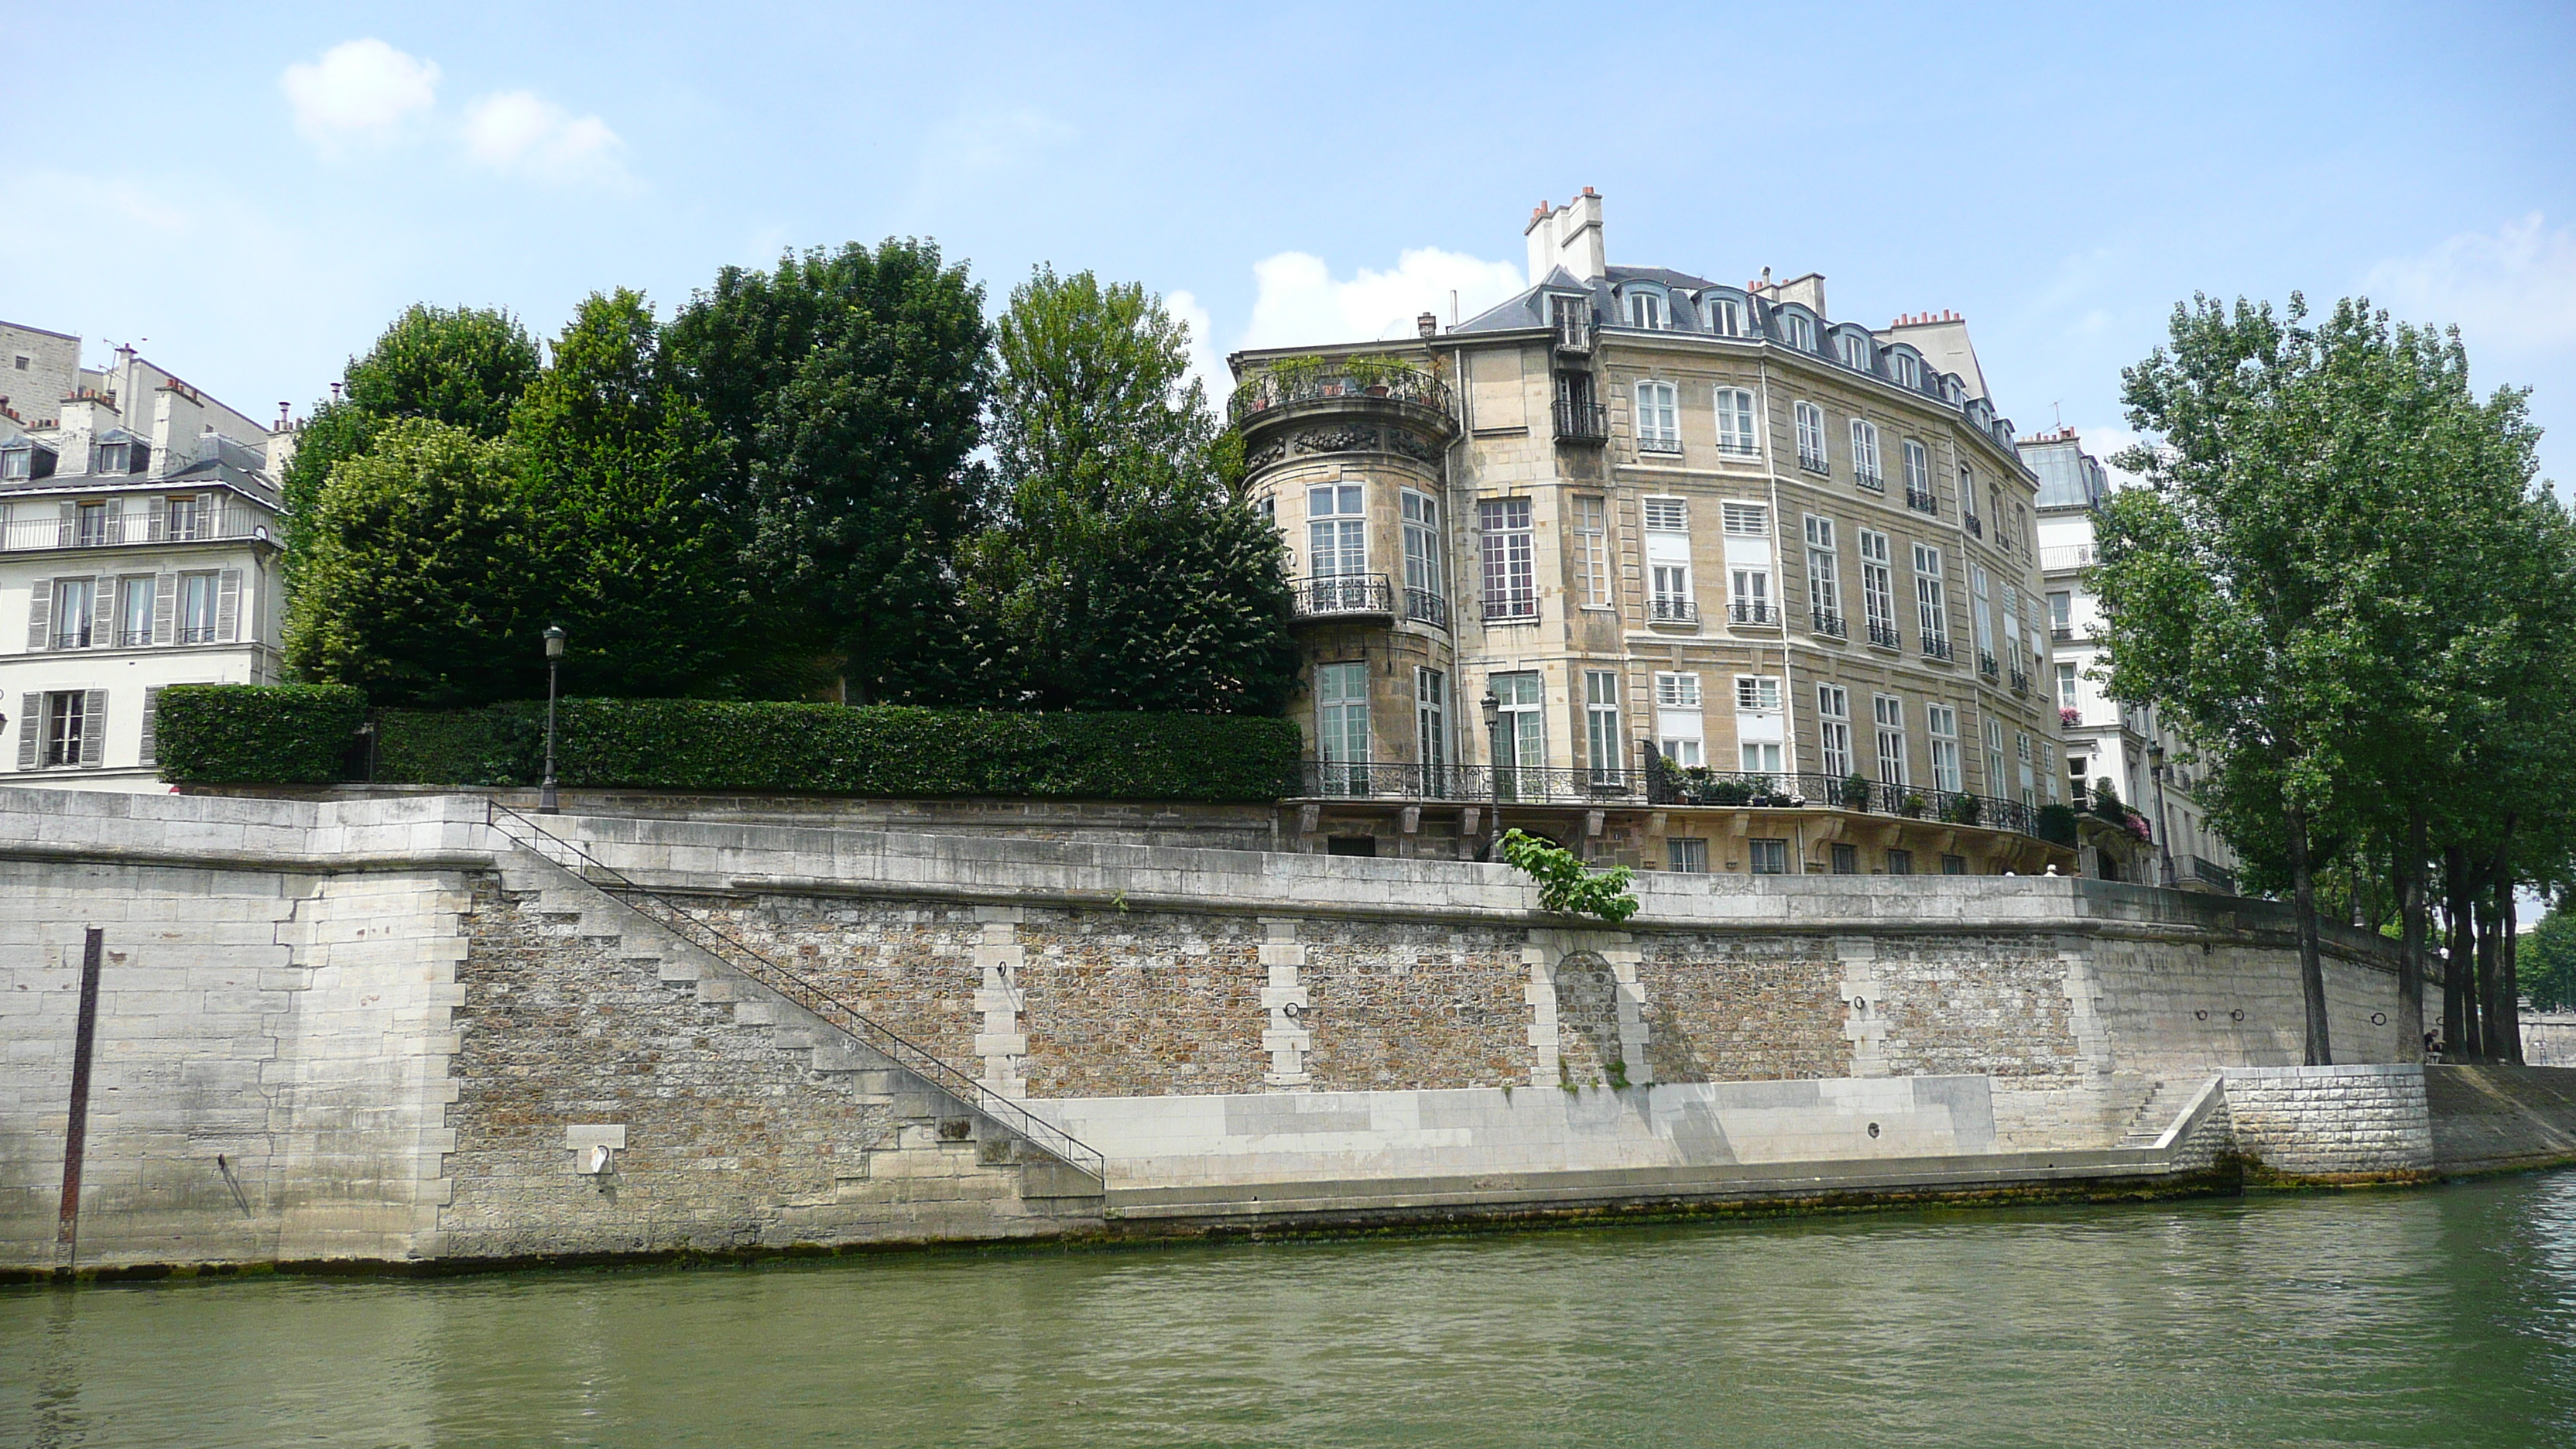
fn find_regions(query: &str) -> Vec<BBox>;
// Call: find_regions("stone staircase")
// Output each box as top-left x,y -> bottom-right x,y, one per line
489,848 -> 1105,1224
2112,1076 -> 2176,1148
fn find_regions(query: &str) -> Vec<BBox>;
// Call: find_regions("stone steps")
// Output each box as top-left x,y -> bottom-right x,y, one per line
2114,1077 -> 2173,1148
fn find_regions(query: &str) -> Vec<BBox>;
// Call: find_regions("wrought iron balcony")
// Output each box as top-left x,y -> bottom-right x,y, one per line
1978,650 -> 2000,681
1291,573 -> 1394,619
1855,470 -> 1885,493
1405,587 -> 1451,630
1920,632 -> 1954,661
2009,668 -> 2032,696
1637,431 -> 1683,455
2050,625 -> 2074,643
4,505 -> 269,552
2190,855 -> 2239,894
1865,619 -> 1902,649
1228,365 -> 1455,428
1636,752 -> 2049,839
1728,601 -> 1776,626
1798,450 -> 1831,476
1810,609 -> 1847,639
1906,486 -> 1938,515
1965,512 -> 1983,539
1716,438 -> 1762,459
1552,399 -> 1608,444
1300,761 -> 1642,804
1649,598 -> 1699,625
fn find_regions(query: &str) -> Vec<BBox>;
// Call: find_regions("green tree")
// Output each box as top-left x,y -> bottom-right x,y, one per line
663,241 -> 993,702
957,268 -> 1297,713
284,419 -> 546,706
2526,899 -> 2576,1012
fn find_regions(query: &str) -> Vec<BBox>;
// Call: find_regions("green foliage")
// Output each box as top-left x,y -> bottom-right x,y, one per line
285,419 -> 548,706
373,707 -> 542,786
2036,804 -> 2081,848
663,239 -> 994,703
1941,793 -> 1984,827
2526,903 -> 2576,1012
551,699 -> 1300,799
157,684 -> 365,783
1498,827 -> 1640,923
343,303 -> 543,440
1841,773 -> 1872,809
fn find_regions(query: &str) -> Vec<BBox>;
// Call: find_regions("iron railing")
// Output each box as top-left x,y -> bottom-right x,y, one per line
1292,573 -> 1394,619
1866,619 -> 1902,649
1920,632 -> 1954,661
1227,365 -> 1455,427
1636,432 -> 1683,455
1404,587 -> 1451,630
1798,450 -> 1831,475
2051,625 -> 2074,643
1552,399 -> 1608,443
1728,600 -> 1776,625
2190,855 -> 2239,894
1965,512 -> 1984,539
2009,668 -> 2031,697
1978,650 -> 2000,681
1301,761 -> 1642,804
1717,438 -> 1762,459
1553,314 -> 1594,353
1855,471 -> 1886,493
1906,485 -> 1938,515
485,799 -> 1107,1185
1650,598 -> 1699,625
2,506 -> 269,551
1810,609 -> 1846,639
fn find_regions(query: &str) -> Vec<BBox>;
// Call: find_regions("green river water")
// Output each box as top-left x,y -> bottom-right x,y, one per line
8,1174 -> 2576,1447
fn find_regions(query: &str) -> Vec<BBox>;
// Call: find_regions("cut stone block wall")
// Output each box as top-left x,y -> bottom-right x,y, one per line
2221,1065 -> 2433,1177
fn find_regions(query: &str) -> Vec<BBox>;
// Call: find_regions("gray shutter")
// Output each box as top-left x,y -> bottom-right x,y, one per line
146,498 -> 164,543
79,690 -> 105,767
15,694 -> 39,770
88,577 -> 110,648
152,572 -> 176,645
216,569 -> 242,643
25,579 -> 50,651
140,685 -> 163,768
103,498 -> 122,545
55,501 -> 73,548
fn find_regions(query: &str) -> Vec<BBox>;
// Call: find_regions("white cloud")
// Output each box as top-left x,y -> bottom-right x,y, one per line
1164,289 -> 1230,410
461,91 -> 629,187
1240,247 -> 1528,349
281,39 -> 440,154
2364,213 -> 2576,353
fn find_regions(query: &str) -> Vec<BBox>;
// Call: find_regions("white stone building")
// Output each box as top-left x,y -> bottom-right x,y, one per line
2028,427 -> 2239,890
0,327 -> 290,790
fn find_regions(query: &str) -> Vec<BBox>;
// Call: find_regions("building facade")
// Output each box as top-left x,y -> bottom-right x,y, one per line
1235,192 -> 2074,875
0,329 -> 289,790
2029,427 -> 2239,891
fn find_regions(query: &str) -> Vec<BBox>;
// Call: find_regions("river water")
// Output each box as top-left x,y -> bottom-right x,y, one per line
8,1174 -> 2576,1448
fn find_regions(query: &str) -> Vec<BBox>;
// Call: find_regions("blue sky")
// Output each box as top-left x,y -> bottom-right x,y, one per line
4,1 -> 2571,488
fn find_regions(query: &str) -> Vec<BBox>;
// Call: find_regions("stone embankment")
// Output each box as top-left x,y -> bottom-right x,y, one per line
2,790 -> 2568,1278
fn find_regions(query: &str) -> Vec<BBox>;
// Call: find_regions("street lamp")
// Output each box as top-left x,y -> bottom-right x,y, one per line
2147,739 -> 2176,887
1480,690 -> 1503,862
540,625 -> 567,814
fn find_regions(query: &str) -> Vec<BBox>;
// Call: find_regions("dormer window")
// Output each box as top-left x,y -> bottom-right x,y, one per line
1625,289 -> 1666,330
95,442 -> 128,474
1704,296 -> 1743,337
0,448 -> 27,481
1836,332 -> 1872,371
1779,311 -> 1816,351
1890,351 -> 1923,390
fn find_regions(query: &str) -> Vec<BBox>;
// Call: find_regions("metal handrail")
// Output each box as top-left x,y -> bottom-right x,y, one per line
1292,573 -> 1394,618
1552,399 -> 1608,442
1300,761 -> 1643,804
484,799 -> 1108,1185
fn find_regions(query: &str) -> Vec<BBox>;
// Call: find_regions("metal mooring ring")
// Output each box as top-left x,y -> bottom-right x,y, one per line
2230,1009 -> 2245,1021
2372,1012 -> 2388,1026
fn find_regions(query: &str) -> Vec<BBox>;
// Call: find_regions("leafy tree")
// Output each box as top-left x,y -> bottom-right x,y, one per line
283,419 -> 546,706
663,241 -> 993,702
957,268 -> 1296,713
1500,828 -> 1639,924
2526,900 -> 2576,1012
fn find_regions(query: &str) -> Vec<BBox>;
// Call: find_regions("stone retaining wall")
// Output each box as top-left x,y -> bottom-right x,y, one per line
2221,1065 -> 2435,1178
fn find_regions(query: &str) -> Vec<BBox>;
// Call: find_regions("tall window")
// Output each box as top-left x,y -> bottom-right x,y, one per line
1646,495 -> 1692,622
1401,490 -> 1444,616
1706,296 -> 1743,337
1315,662 -> 1370,790
1585,670 -> 1623,783
1652,564 -> 1694,621
1627,289 -> 1666,330
1971,564 -> 1995,663
1655,671 -> 1702,767
1714,387 -> 1757,456
1780,311 -> 1816,351
1985,717 -> 2007,800
179,572 -> 218,644
1491,670 -> 1544,776
1417,668 -> 1448,774
2016,730 -> 2036,807
1960,465 -> 1979,532
1913,544 -> 1947,649
41,690 -> 91,767
1849,419 -> 1883,489
2057,662 -> 2081,714
1307,483 -> 1365,584
1873,694 -> 1908,787
1728,567 -> 1770,622
2000,581 -> 2022,663
1927,705 -> 1961,792
1903,440 -> 1933,511
1804,515 -> 1841,630
74,502 -> 110,546
1858,529 -> 1896,646
1635,380 -> 1680,452
1479,498 -> 1536,620
118,575 -> 152,646
2047,590 -> 2072,632
1817,685 -> 1853,778
51,578 -> 94,649
1572,495 -> 1608,608
1794,401 -> 1828,471
165,494 -> 208,541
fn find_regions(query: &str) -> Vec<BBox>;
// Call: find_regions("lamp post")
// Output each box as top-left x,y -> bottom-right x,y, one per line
1481,690 -> 1503,862
2147,739 -> 2175,887
540,625 -> 566,814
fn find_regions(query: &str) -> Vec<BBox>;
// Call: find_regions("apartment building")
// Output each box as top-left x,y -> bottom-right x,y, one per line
2029,427 -> 2239,892
0,327 -> 289,790
1235,192 -> 2074,875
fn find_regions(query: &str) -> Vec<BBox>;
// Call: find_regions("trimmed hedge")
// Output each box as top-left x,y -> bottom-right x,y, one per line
158,684 -> 367,784
160,689 -> 1303,801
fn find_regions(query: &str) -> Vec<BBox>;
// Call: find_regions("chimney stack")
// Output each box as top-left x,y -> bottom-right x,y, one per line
1416,312 -> 1438,338
1523,188 -> 1607,285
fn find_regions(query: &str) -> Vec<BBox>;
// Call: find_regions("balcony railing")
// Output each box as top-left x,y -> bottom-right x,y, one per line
1404,587 -> 1451,630
1865,619 -> 1901,649
2039,543 -> 2096,570
2009,668 -> 2032,697
1293,573 -> 1394,619
1553,314 -> 1594,354
1919,632 -> 1954,661
1649,598 -> 1699,625
1300,761 -> 1641,805
1978,650 -> 1999,682
2189,855 -> 2239,894
1906,486 -> 1938,515
3,507 -> 268,552
1810,609 -> 1846,639
1228,366 -> 1456,428
1637,432 -> 1682,455
51,629 -> 91,649
176,625 -> 218,644
2050,625 -> 2074,643
1798,450 -> 1831,476
1553,399 -> 1608,443
1716,438 -> 1761,460
1483,594 -> 1539,624
1965,513 -> 1983,539
1728,600 -> 1776,625
1639,752 -> 2047,839
1855,470 -> 1885,493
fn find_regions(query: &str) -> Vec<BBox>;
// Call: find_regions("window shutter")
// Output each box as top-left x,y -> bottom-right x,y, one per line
80,690 -> 106,767
217,569 -> 242,642
140,685 -> 163,768
104,498 -> 122,545
15,694 -> 39,770
57,501 -> 74,547
88,577 -> 111,648
152,572 -> 176,645
26,579 -> 50,651
146,500 -> 165,543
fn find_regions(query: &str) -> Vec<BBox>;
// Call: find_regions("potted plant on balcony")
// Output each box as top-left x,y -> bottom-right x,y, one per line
2059,706 -> 2081,728
2036,803 -> 2081,848
1941,793 -> 1983,827
1269,355 -> 1323,404
1841,772 -> 1872,810
1899,792 -> 1929,819
1345,354 -> 1393,396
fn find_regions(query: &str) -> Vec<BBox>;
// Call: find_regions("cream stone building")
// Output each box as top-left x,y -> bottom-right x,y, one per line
0,327 -> 291,790
1234,192 -> 2074,875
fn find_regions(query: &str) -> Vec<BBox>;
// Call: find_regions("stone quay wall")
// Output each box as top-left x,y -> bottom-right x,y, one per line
2221,1065 -> 2437,1179
0,789 -> 2466,1274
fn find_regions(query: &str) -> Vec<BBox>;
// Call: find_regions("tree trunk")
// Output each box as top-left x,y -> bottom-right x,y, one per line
2446,844 -> 2478,1059
2397,810 -> 2428,1061
2285,800 -> 2332,1067
2492,828 -> 2520,1066
2502,881 -> 2523,1065
2476,889 -> 2501,1064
